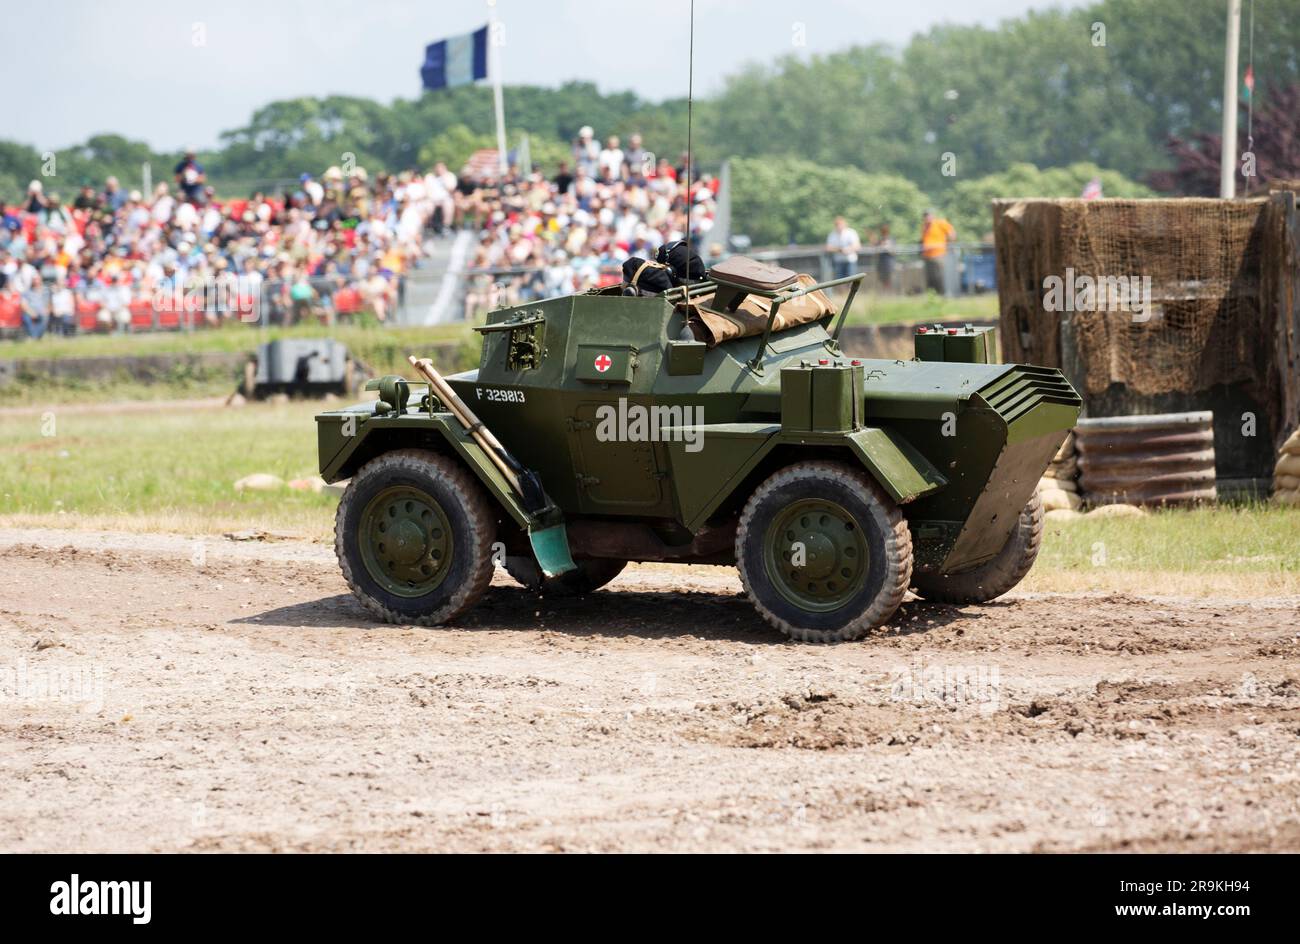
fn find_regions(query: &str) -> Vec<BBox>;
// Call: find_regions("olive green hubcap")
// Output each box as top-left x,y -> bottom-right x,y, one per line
358,486 -> 452,597
764,499 -> 868,612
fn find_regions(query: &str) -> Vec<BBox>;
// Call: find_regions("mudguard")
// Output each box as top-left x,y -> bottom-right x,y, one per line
662,422 -> 946,531
316,409 -> 532,529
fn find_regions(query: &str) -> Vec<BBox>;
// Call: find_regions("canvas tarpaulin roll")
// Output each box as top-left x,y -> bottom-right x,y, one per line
678,274 -> 836,348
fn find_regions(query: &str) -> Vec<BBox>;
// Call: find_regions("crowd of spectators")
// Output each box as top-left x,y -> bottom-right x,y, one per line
0,124 -> 720,338
458,125 -> 719,319
0,149 -> 442,337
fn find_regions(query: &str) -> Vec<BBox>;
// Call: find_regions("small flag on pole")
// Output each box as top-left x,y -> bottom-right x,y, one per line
1080,177 -> 1103,201
421,25 -> 488,91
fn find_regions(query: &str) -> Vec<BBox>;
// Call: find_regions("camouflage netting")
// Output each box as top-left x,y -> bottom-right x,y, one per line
994,195 -> 1300,450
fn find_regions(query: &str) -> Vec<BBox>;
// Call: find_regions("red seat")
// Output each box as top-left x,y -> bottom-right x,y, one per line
158,304 -> 182,328
0,292 -> 21,330
77,299 -> 102,332
334,287 -> 360,314
129,299 -> 155,329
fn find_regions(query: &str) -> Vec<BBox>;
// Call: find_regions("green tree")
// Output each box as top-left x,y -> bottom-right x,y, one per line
946,162 -> 1152,239
729,157 -> 930,246
0,140 -> 43,202
417,124 -> 498,172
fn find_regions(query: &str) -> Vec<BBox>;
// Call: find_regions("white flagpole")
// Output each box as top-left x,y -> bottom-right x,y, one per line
1219,0 -> 1241,198
489,0 -> 508,177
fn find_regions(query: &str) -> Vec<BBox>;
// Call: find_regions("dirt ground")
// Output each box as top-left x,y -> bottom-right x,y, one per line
1,526 -> 1297,853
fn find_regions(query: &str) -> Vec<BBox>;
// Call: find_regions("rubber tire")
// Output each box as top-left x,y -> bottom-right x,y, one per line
336,449 -> 495,625
910,492 -> 1043,604
504,555 -> 627,596
735,461 -> 913,643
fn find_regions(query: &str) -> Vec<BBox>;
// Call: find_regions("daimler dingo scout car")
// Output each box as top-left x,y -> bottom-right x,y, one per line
315,256 -> 1081,642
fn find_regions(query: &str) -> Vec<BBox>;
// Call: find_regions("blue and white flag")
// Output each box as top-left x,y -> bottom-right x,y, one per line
421,25 -> 488,91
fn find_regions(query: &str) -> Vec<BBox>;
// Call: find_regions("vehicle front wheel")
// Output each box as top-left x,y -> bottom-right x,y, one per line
735,461 -> 913,643
336,449 -> 495,625
910,492 -> 1043,604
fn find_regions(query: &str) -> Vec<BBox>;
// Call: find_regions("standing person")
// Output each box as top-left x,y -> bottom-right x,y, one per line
552,160 -> 574,197
623,133 -> 648,180
875,223 -> 896,292
598,135 -> 624,182
825,216 -> 860,280
920,210 -> 956,295
426,161 -> 457,235
174,147 -> 206,205
103,176 -> 128,212
572,126 -> 599,177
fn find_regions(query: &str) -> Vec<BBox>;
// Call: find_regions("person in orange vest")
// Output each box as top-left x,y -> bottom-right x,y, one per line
920,210 -> 955,295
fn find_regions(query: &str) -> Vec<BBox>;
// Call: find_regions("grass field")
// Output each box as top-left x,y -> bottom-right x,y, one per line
837,290 -> 999,327
0,399 -> 335,537
0,322 -> 479,406
1022,505 -> 1299,596
2,398 -> 1295,593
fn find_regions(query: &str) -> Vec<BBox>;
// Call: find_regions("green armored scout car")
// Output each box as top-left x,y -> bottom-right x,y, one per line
315,256 -> 1081,642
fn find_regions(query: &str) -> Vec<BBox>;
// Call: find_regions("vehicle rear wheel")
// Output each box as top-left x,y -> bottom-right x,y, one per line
910,492 -> 1043,604
504,555 -> 627,596
735,461 -> 912,643
336,449 -> 495,625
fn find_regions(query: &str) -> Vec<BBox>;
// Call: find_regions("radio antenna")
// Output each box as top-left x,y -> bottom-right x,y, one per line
683,0 -> 696,280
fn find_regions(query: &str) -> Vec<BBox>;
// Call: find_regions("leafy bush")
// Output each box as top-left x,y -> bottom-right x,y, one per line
729,157 -> 930,247
947,162 -> 1153,240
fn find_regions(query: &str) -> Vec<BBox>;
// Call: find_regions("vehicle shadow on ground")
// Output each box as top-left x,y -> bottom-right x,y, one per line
236,586 -> 977,644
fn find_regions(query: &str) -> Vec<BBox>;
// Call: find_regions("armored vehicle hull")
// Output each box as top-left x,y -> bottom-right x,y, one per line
317,264 -> 1080,641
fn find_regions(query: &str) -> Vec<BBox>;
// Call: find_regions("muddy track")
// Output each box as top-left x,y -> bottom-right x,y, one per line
0,528 -> 1297,852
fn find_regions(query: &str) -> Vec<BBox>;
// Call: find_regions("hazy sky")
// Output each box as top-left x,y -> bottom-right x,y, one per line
16,0 -> 1067,152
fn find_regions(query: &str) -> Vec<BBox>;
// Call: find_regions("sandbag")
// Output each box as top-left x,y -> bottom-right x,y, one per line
1273,489 -> 1300,506
1277,474 -> 1300,491
1274,453 -> 1300,478
1038,486 -> 1081,511
1045,508 -> 1083,522
1043,476 -> 1078,492
1043,460 -> 1078,483
1282,428 -> 1300,454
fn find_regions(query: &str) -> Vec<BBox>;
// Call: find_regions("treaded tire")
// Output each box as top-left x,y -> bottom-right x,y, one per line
735,461 -> 912,643
911,492 -> 1043,604
504,556 -> 627,596
336,449 -> 494,625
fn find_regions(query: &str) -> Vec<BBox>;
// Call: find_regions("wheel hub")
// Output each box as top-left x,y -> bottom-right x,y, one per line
389,519 -> 426,564
798,532 -> 836,579
358,486 -> 453,597
765,499 -> 868,612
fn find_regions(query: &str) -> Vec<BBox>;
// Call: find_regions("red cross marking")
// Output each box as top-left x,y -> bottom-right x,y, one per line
594,354 -> 612,373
